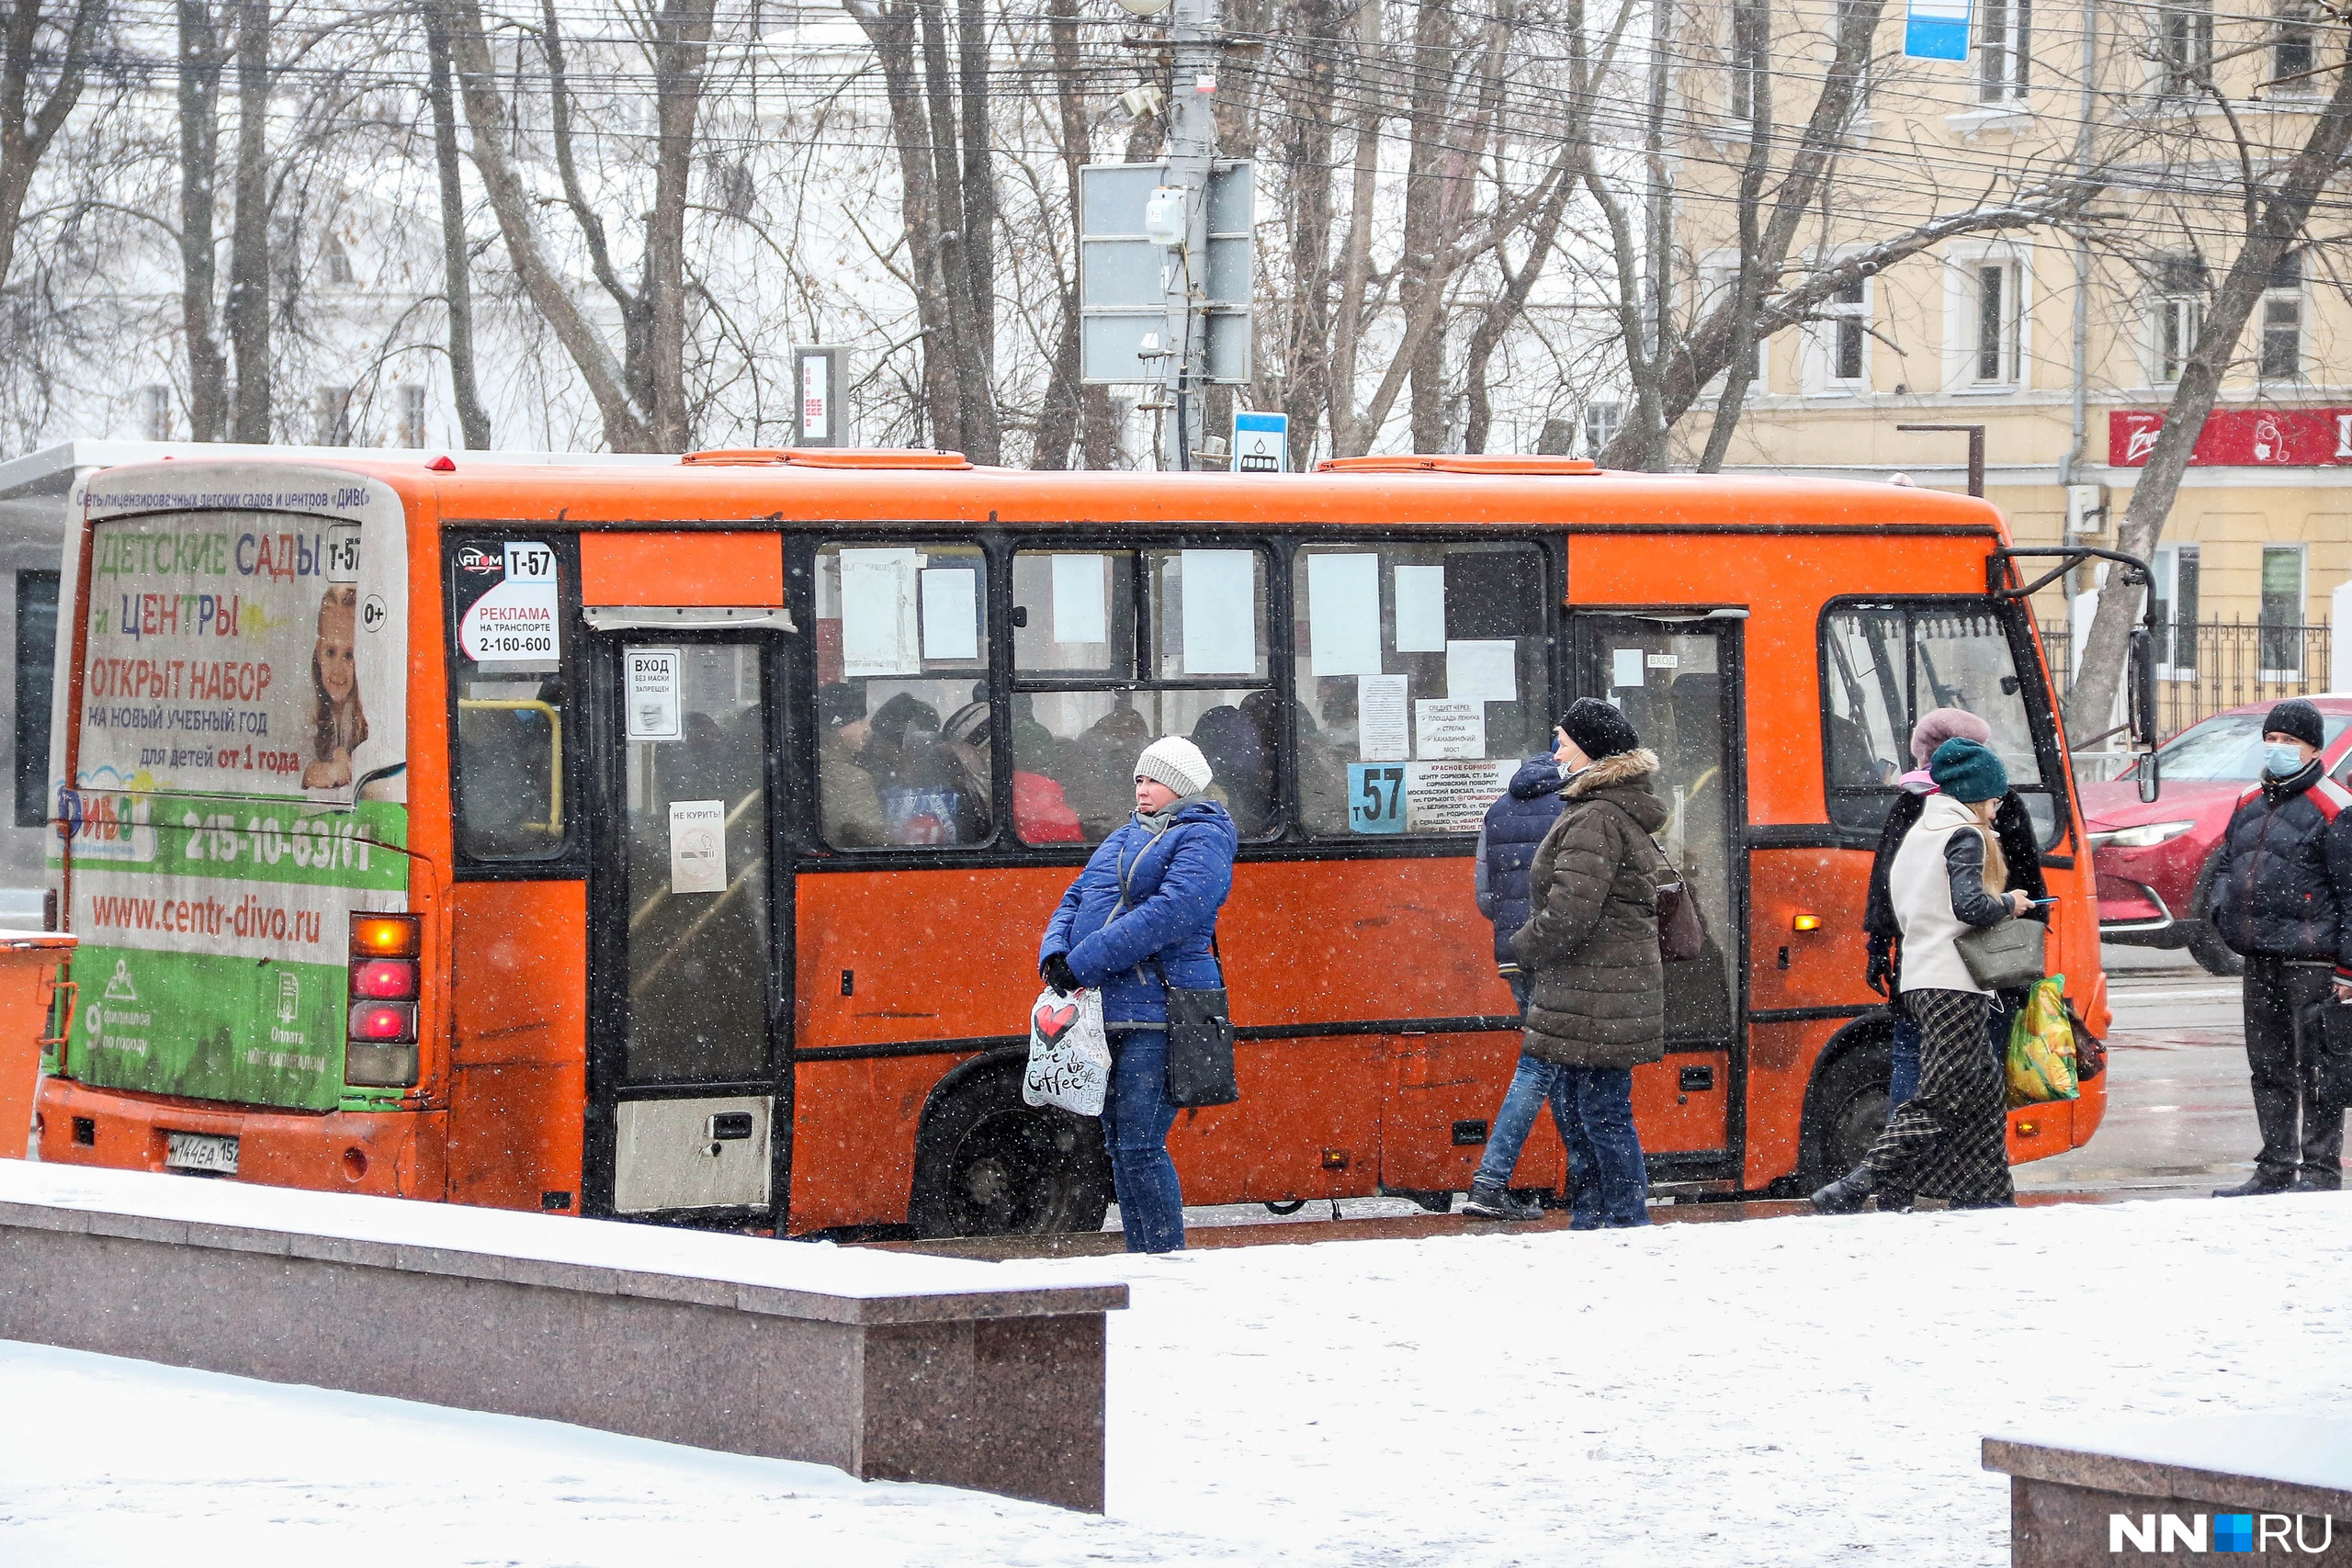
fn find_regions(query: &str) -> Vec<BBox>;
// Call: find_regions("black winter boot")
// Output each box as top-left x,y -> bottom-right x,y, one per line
2213,1168 -> 2297,1198
1809,1166 -> 1877,1214
1463,1178 -> 1543,1221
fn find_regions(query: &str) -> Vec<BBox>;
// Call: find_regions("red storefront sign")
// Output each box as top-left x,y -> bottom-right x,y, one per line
2109,407 -> 2352,468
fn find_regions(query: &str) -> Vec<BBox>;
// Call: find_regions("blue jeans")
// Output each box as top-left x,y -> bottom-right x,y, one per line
1474,1053 -> 1651,1229
1102,1028 -> 1184,1253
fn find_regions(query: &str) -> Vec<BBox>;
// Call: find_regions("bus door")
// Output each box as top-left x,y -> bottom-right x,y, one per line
583,633 -> 790,1223
1570,612 -> 1746,1179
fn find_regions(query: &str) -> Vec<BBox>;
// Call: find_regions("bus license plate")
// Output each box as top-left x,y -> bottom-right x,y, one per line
164,1132 -> 239,1175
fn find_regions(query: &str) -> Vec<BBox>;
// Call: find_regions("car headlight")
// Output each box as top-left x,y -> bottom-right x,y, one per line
2087,819 -> 2197,850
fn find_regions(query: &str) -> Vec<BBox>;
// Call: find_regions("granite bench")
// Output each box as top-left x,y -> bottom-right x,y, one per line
0,1161 -> 1125,1510
1984,1416 -> 2352,1566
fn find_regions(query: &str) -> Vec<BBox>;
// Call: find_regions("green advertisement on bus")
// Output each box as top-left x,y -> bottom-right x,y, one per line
56,474 -> 410,1111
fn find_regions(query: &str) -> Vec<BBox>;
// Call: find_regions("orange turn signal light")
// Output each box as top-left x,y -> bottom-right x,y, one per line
2017,1120 -> 2040,1138
1792,913 -> 1823,932
351,914 -> 421,959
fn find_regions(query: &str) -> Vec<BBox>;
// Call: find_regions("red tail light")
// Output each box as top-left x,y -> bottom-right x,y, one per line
349,1002 -> 418,1043
350,959 -> 419,1000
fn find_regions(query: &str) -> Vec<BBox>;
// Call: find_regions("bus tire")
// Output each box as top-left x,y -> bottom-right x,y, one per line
909,1056 -> 1114,1239
1794,1017 -> 1895,1192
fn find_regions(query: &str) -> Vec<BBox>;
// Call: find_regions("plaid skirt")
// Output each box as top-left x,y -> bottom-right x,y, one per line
1863,987 -> 2014,1205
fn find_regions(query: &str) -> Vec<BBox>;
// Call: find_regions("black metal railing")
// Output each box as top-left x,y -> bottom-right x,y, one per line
2040,619 -> 2333,758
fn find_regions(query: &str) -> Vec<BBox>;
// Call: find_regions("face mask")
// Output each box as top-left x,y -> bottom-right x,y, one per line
2266,742 -> 2305,777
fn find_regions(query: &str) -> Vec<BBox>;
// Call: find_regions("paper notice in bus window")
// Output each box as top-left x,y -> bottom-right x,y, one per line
840,547 -> 922,676
1405,758 -> 1515,833
1415,699 -> 1485,760
1357,674 -> 1408,761
1307,553 -> 1381,676
1445,639 -> 1517,703
1393,565 -> 1446,653
1051,553 -> 1108,644
1181,549 -> 1258,674
669,799 -> 726,894
1612,648 -> 1645,689
919,568 -> 978,661
625,648 -> 682,740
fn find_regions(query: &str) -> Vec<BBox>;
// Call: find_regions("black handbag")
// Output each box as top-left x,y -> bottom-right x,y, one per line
1163,981 -> 1239,1107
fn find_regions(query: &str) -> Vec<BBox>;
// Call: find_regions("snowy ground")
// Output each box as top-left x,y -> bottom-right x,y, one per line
6,1194 -> 2349,1567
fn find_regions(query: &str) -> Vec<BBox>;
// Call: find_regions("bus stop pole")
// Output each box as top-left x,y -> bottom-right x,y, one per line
1894,423 -> 1987,498
1159,0 -> 1217,471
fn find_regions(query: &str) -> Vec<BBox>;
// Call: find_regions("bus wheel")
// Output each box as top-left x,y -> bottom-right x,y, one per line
1798,1029 -> 1894,1191
910,1064 -> 1113,1239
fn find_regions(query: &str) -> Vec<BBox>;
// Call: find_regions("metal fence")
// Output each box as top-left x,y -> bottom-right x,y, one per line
2039,619 -> 2334,755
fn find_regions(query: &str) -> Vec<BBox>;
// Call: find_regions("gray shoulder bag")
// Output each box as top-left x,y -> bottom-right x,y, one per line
1115,832 -> 1238,1108
1955,916 -> 2045,992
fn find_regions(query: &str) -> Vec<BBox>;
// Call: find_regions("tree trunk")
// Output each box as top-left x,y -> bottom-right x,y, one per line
1397,0 -> 1455,453
176,0 -> 227,442
1327,0 -> 1382,457
954,0 -> 994,378
423,0 -> 489,449
1032,0 -> 1088,471
226,0 -> 270,443
2071,29 -> 2352,734
1278,0 -> 1340,469
847,0 -> 958,449
0,0 -> 105,294
443,0 -> 651,449
642,0 -> 717,451
1696,0 -> 1772,473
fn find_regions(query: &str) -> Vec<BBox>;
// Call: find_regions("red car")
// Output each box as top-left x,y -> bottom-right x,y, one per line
2081,696 -> 2352,974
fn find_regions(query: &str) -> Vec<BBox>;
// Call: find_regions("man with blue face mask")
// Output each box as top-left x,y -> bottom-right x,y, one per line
2208,698 -> 2352,1195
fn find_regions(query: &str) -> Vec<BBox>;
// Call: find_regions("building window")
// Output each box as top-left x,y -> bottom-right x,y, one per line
1582,400 -> 1624,457
1968,259 -> 2021,385
1729,0 -> 1768,123
313,386 -> 353,446
2158,0 -> 2212,96
2151,543 -> 2199,678
13,570 -> 58,827
322,233 -> 355,286
2273,1 -> 2316,87
2149,254 -> 2205,385
398,384 -> 427,447
1827,276 -> 1869,385
1976,0 -> 2030,101
2260,252 -> 2302,380
2259,544 -> 2305,677
138,385 -> 171,442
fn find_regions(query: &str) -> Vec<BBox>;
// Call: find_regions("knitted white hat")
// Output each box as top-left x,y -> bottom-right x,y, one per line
1134,735 -> 1213,796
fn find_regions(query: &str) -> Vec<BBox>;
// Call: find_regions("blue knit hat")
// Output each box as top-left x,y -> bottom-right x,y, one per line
1928,736 -> 2007,804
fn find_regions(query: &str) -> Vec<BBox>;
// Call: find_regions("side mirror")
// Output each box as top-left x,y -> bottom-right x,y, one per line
2128,625 -> 2160,751
2138,749 -> 2162,805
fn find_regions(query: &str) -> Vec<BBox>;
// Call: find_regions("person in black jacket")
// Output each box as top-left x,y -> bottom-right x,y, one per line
1462,745 -> 1572,1221
2208,698 -> 2352,1195
1862,709 -> 2046,1107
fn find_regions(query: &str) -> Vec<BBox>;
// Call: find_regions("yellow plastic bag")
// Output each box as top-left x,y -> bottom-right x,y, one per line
2006,974 -> 2081,1108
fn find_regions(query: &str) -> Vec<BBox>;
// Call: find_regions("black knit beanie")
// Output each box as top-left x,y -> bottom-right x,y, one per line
2266,698 -> 2325,751
1559,697 -> 1640,761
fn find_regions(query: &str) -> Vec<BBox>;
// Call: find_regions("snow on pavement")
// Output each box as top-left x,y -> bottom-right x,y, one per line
5,1194 -> 2348,1567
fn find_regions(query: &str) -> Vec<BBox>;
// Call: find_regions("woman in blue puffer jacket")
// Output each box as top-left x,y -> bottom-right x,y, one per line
1039,735 -> 1238,1253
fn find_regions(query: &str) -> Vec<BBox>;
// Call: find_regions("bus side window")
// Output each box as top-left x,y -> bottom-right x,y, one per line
448,536 -> 573,864
1291,541 -> 1549,839
1010,547 -> 1275,844
813,542 -> 995,850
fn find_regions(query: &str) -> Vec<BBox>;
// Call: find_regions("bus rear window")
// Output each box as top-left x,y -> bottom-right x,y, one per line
448,537 -> 571,863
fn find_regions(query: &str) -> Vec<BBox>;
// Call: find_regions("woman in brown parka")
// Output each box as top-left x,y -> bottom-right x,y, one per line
1509,697 -> 1668,1228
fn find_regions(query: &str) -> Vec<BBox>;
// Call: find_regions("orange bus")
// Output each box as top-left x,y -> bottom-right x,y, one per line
30,449 -> 2130,1232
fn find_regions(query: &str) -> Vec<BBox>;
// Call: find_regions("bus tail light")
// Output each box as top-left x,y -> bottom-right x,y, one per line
347,914 -> 421,1088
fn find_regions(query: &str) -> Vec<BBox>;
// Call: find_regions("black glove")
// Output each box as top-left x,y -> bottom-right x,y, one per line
1865,935 -> 1893,998
1041,952 -> 1080,996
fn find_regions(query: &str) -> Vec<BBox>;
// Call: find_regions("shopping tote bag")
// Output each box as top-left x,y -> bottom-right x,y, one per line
2005,974 -> 2081,1109
1023,987 -> 1111,1116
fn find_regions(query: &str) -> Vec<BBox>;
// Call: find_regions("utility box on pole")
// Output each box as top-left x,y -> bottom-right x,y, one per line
792,346 -> 853,448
